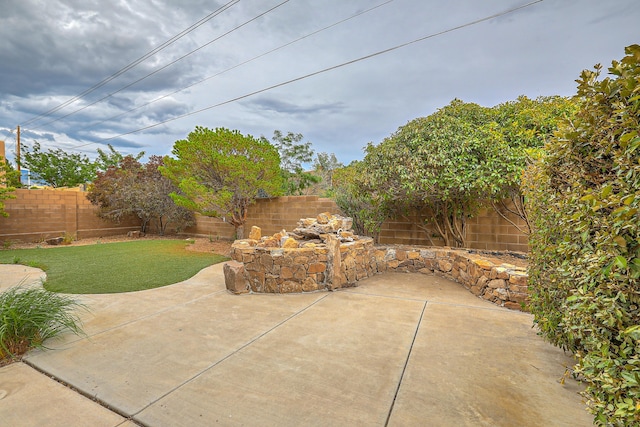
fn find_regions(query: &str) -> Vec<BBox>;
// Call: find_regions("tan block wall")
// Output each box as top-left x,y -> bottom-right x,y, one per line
466,206 -> 529,252
0,189 -> 140,243
378,204 -> 528,252
379,211 -> 439,247
0,191 -> 529,252
245,196 -> 339,236
184,196 -> 340,239
182,214 -> 235,240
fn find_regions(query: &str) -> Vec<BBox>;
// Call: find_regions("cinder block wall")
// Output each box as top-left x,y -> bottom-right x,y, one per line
466,207 -> 529,252
184,196 -> 339,239
378,205 -> 528,252
379,211 -> 435,247
0,191 -> 529,252
246,196 -> 339,236
0,189 -> 139,242
182,214 -> 235,240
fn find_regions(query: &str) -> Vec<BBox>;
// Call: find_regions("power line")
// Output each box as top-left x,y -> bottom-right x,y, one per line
0,128 -> 15,142
79,0 -> 543,147
76,0 -> 395,135
21,0 -> 240,128
33,0 -> 291,130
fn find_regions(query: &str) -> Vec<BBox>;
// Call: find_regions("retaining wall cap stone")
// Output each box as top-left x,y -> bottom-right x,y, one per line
473,259 -> 495,270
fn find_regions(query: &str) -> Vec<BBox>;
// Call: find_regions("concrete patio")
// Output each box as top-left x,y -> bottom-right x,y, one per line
0,263 -> 593,426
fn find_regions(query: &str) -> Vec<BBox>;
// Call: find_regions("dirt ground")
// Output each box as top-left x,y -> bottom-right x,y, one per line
5,235 -> 233,257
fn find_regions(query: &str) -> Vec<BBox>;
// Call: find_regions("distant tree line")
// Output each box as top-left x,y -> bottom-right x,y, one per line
11,130 -> 342,237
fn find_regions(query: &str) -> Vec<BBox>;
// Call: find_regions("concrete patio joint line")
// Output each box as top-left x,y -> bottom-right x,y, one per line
384,300 -> 428,427
19,360 -> 132,422
130,293 -> 332,419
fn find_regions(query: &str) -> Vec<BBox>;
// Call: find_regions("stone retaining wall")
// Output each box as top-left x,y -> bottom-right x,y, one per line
227,241 -> 529,311
228,236 -> 376,293
374,246 -> 528,311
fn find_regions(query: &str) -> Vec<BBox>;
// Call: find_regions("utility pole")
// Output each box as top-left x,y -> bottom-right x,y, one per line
16,125 -> 21,184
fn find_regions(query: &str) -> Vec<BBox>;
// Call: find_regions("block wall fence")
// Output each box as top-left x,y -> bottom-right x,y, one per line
0,189 -> 140,242
0,190 -> 528,252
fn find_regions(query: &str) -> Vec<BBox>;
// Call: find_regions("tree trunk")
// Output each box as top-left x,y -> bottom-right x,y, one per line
157,216 -> 166,236
235,224 -> 244,240
491,190 -> 531,235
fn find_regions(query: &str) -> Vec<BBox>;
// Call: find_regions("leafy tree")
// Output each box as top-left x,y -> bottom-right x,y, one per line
490,96 -> 578,234
312,152 -> 344,195
525,45 -> 640,425
357,97 -> 576,246
94,144 -> 144,172
88,156 -> 194,234
364,100 -> 514,247
332,161 -> 389,242
138,156 -> 195,234
19,141 -> 96,187
88,156 -> 140,225
161,126 -> 283,239
0,156 -> 18,217
266,130 -> 319,195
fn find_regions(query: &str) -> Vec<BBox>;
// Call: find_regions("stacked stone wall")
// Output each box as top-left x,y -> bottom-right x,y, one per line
229,237 -> 377,293
228,240 -> 528,311
372,246 -> 528,311
231,244 -> 328,293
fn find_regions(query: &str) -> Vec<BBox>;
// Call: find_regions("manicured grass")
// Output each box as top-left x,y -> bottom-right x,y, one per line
0,240 -> 228,294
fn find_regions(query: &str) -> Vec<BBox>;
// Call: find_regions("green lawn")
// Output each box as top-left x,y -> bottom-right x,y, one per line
0,240 -> 228,294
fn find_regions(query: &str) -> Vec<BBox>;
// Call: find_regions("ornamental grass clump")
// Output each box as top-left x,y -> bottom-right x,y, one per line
0,285 -> 85,364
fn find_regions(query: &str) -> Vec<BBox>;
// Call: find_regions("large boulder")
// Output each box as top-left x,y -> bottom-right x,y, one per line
224,261 -> 249,294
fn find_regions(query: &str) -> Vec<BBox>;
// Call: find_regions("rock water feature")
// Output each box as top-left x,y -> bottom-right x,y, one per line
224,213 -> 530,311
224,213 -> 376,294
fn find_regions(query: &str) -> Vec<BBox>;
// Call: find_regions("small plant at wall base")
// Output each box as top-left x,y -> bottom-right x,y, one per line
62,232 -> 75,245
0,286 -> 85,365
525,44 -> 640,426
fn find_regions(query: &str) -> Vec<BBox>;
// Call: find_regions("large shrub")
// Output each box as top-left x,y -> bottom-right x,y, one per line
525,45 -> 640,425
492,96 -> 577,234
332,161 -> 390,242
361,100 -> 517,247
88,155 -> 195,234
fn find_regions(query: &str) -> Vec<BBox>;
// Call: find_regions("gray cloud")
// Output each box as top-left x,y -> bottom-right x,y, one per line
245,97 -> 345,116
0,0 -> 637,164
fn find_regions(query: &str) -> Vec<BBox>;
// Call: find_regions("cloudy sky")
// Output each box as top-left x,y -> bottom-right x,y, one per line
0,0 -> 637,166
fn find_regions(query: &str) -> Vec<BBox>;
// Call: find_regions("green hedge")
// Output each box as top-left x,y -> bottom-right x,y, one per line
525,45 -> 640,425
